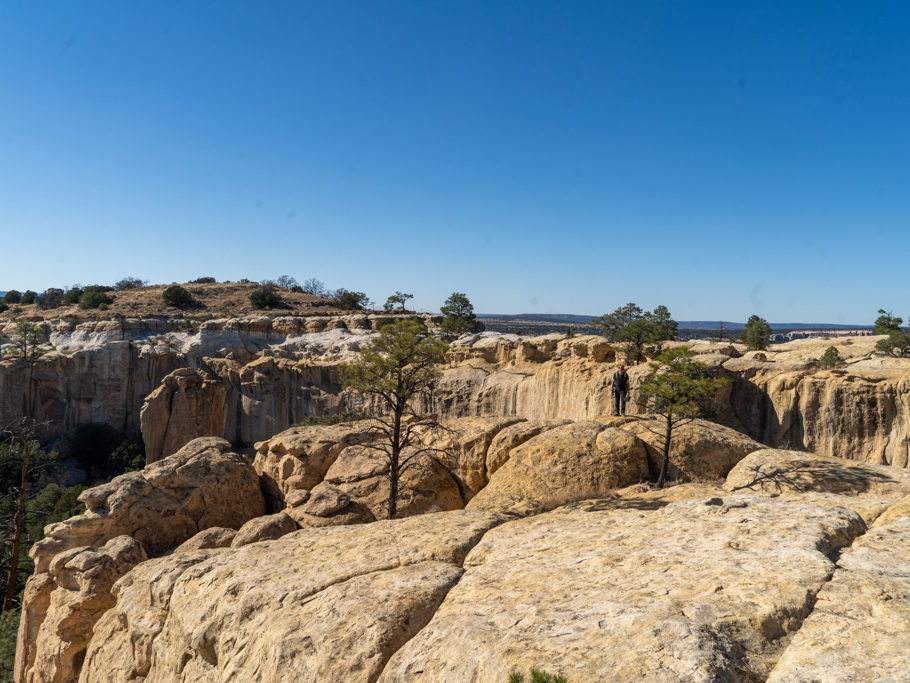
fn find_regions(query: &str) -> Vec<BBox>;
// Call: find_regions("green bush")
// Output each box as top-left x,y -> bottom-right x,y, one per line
376,315 -> 426,331
63,287 -> 83,305
250,286 -> 283,309
875,330 -> 910,357
35,288 -> 64,309
190,276 -> 216,284
20,290 -> 36,305
162,284 -> 194,308
509,669 -> 568,683
332,289 -> 372,310
817,346 -> 841,369
0,303 -> 7,314
0,608 -> 19,683
3,290 -> 21,304
78,287 -> 115,310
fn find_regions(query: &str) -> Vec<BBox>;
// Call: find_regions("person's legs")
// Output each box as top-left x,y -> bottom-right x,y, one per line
613,390 -> 620,416
619,390 -> 627,415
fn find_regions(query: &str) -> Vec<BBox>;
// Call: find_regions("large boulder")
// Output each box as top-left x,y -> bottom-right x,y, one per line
485,419 -> 570,475
78,511 -> 505,682
467,421 -> 649,515
608,416 -> 764,481
322,444 -> 464,519
252,421 -> 375,510
30,437 -> 265,569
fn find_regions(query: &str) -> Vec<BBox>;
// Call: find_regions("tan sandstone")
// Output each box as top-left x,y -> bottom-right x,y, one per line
77,510 -> 505,682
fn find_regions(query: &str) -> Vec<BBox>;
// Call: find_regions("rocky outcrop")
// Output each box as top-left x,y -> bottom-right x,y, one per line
16,438 -> 265,683
139,368 -> 227,463
15,536 -> 146,683
768,514 -> 910,682
467,421 -> 650,515
77,511 -> 505,682
19,433 -> 910,681
29,437 -> 264,567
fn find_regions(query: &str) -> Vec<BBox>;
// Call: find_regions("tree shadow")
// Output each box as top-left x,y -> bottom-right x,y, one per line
563,497 -> 670,513
728,458 -> 899,494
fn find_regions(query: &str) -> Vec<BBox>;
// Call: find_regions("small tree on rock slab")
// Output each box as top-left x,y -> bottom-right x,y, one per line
342,319 -> 449,519
741,315 -> 772,351
638,347 -> 730,488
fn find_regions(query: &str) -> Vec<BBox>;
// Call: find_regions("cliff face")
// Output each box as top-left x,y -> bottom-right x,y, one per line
4,317 -> 909,470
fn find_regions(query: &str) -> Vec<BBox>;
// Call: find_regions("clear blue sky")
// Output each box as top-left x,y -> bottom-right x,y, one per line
1,1 -> 908,323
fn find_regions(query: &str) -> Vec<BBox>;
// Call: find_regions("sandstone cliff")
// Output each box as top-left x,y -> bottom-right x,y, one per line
5,316 -> 909,474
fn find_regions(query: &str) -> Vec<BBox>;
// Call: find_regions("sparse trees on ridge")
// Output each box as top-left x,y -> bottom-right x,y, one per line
593,303 -> 678,363
384,291 -> 413,312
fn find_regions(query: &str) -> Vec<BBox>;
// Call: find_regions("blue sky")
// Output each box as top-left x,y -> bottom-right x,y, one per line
1,1 -> 908,323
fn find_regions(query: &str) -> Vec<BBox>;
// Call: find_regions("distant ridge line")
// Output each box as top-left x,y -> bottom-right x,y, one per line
477,313 -> 871,330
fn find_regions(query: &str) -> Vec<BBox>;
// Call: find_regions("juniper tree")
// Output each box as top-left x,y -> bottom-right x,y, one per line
342,319 -> 449,518
741,315 -> 772,351
440,292 -> 476,337
384,291 -> 414,312
593,303 -> 678,362
638,347 -> 730,488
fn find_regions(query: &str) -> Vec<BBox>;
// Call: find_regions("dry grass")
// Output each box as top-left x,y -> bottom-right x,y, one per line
0,281 -> 351,322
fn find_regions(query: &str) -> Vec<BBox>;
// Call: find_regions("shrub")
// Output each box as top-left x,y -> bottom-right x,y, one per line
276,275 -> 299,290
77,285 -> 115,309
376,315 -> 426,331
817,346 -> 842,369
249,285 -> 283,309
63,287 -> 83,305
0,302 -> 8,314
20,290 -> 36,305
3,290 -> 21,304
301,278 -> 327,296
35,288 -> 65,309
162,285 -> 194,308
875,330 -> 910,357
565,326 -> 575,338
332,289 -> 372,310
509,669 -> 568,683
190,276 -> 216,284
114,276 -> 146,290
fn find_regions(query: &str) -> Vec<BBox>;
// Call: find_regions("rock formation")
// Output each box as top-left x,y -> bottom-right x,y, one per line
14,419 -> 910,681
15,438 -> 265,683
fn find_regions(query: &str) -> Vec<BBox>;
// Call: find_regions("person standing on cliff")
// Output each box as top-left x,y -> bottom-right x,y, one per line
611,364 -> 630,416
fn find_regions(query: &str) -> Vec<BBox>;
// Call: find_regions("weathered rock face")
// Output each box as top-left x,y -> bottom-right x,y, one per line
467,421 -> 650,515
15,536 -> 146,683
140,368 -> 227,463
768,515 -> 910,682
15,438 -> 265,683
30,437 -> 264,568
77,511 -> 505,682
382,496 -> 866,681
